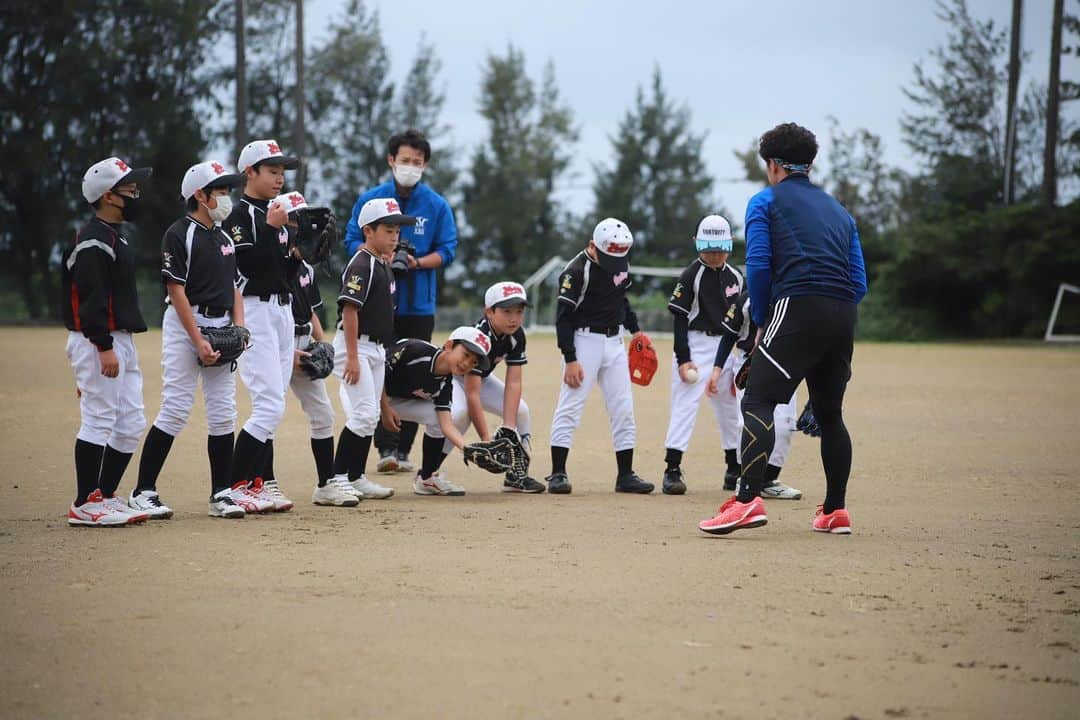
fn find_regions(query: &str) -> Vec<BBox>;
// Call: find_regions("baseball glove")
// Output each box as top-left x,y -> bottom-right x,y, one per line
796,400 -> 821,437
293,207 -> 336,265
627,332 -> 658,386
198,325 -> 250,369
462,437 -> 515,474
734,351 -> 752,390
494,426 -> 530,476
299,341 -> 334,380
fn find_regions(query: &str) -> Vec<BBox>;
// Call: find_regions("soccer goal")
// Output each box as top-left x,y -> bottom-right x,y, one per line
1045,283 -> 1080,342
523,255 -> 683,336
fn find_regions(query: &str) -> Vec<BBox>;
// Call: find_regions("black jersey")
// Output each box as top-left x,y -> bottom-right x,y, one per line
227,195 -> 300,297
470,316 -> 527,378
290,261 -> 323,327
337,247 -> 396,343
160,216 -> 237,311
720,292 -> 758,353
61,217 -> 147,350
556,251 -> 638,330
384,339 -> 453,410
668,260 -> 744,333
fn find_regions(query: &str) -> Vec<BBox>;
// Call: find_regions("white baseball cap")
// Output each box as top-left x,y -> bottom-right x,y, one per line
237,138 -> 299,173
591,217 -> 633,274
447,326 -> 492,372
694,214 -> 733,252
484,281 -> 531,309
271,191 -> 309,215
357,197 -> 416,228
181,160 -> 242,201
82,157 -> 152,203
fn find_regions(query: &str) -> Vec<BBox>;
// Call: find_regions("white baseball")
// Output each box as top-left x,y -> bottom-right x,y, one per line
684,368 -> 699,383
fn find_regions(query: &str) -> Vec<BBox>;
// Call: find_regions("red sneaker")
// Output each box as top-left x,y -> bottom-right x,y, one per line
812,505 -> 852,534
698,496 -> 767,535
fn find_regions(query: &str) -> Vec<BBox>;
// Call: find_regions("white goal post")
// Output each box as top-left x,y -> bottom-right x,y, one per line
1044,283 -> 1080,342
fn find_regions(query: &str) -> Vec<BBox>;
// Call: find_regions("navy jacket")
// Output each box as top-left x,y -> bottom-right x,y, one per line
744,174 -> 867,326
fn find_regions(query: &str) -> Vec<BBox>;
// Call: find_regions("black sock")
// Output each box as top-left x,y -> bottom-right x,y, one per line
136,425 -> 174,493
765,463 -> 781,484
738,397 -> 777,503
333,427 -> 361,479
398,421 -> 419,456
615,448 -> 633,476
208,433 -> 234,495
818,410 -> 851,514
419,434 -> 445,479
550,445 -> 569,475
353,435 -> 373,481
311,437 -> 335,486
74,439 -> 105,505
98,445 -> 133,498
724,447 -> 738,471
261,440 -> 275,482
230,430 -> 264,487
664,448 -> 683,472
373,423 -> 397,456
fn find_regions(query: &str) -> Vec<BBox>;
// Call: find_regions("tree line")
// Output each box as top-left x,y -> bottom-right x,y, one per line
1,0 -> 1077,338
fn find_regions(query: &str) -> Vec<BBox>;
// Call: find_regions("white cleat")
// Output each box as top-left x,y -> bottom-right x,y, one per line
128,489 -> 174,519
350,474 -> 394,499
103,495 -> 150,523
413,472 -> 465,496
68,490 -> 140,527
209,488 -> 246,518
761,481 -> 803,500
260,479 -> 294,512
312,479 -> 361,507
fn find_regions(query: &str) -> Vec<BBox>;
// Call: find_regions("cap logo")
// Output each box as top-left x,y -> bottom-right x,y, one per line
115,159 -> 129,172
701,227 -> 726,236
211,162 -> 225,174
288,193 -> 304,207
502,285 -> 524,297
267,141 -> 281,155
606,242 -> 631,254
384,199 -> 400,214
475,333 -> 491,352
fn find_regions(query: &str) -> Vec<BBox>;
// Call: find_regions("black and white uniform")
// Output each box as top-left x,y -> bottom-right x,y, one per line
384,340 -> 453,439
550,251 -> 639,451
154,216 -> 238,439
62,218 -> 147,453
720,294 -> 797,467
228,195 -> 298,442
449,317 -> 532,442
664,260 -> 743,452
288,261 -> 334,440
332,247 -> 396,436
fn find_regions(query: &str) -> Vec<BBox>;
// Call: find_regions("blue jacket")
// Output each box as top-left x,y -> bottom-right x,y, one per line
744,174 -> 867,326
343,181 -> 458,317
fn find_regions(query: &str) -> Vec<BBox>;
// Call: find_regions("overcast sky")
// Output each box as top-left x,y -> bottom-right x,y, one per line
305,0 -> 1077,222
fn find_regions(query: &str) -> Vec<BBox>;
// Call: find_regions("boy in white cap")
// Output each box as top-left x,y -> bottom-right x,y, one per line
452,282 -> 543,493
546,218 -> 654,494
380,328 -> 492,496
133,161 -> 248,518
660,215 -> 744,495
224,139 -> 301,513
62,157 -> 153,526
323,197 -> 412,505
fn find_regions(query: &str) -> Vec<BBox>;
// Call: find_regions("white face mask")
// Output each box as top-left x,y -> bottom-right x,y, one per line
205,194 -> 233,224
392,163 -> 424,188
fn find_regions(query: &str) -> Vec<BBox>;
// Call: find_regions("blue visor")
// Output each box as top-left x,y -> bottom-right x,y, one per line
695,238 -> 732,252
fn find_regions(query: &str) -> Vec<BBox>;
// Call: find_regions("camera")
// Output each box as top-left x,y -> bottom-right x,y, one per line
390,240 -> 417,274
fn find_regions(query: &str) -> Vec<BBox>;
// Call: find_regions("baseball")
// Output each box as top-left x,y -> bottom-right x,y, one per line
684,368 -> 699,383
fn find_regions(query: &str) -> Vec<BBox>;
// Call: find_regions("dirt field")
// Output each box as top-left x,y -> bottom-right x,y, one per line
1,327 -> 1078,719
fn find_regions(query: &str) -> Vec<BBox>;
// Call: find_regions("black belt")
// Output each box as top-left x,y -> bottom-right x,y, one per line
579,325 -> 620,337
197,305 -> 229,318
255,292 -> 291,306
294,322 -> 312,337
701,329 -> 722,337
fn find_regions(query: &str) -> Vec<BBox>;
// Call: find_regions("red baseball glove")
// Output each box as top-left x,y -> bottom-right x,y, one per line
627,332 -> 658,386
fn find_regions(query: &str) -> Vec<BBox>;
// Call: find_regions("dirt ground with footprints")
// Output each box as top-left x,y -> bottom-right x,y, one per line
1,327 -> 1078,719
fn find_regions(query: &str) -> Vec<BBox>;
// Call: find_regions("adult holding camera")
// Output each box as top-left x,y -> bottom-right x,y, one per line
343,129 -> 458,473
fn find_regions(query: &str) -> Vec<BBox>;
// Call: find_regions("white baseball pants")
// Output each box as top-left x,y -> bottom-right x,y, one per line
238,298 -> 294,442
65,331 -> 145,453
288,333 -> 335,440
550,330 -> 635,451
387,397 -> 444,439
330,331 -> 385,437
664,331 -> 740,453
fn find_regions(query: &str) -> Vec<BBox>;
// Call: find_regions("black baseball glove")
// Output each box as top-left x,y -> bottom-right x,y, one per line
299,341 -> 334,380
293,207 -> 337,265
734,351 -> 752,390
494,426 -> 530,476
462,437 -> 515,474
198,325 -> 250,370
796,400 -> 821,437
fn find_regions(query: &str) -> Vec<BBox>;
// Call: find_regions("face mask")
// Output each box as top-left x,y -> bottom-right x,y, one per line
392,164 -> 423,188
118,194 -> 141,222
204,195 -> 233,224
